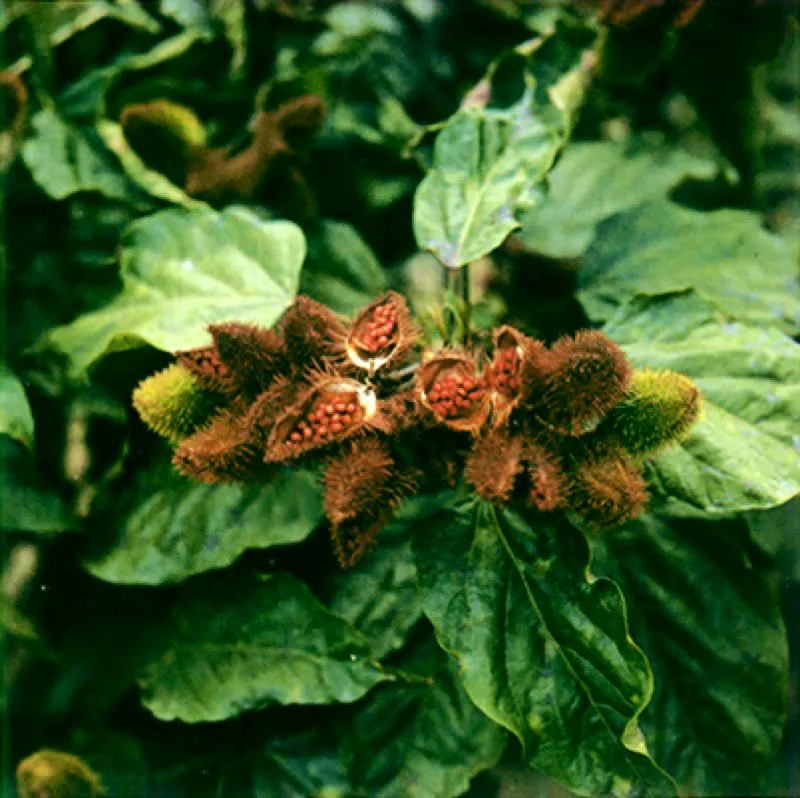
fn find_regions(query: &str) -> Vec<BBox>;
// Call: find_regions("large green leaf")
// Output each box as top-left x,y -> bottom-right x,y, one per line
578,201 -> 800,334
0,364 -> 34,449
139,573 -> 387,723
21,109 -> 135,202
595,514 -> 788,796
519,143 -> 713,259
42,206 -> 305,377
344,640 -> 507,798
412,26 -> 595,268
327,499 -> 436,660
301,221 -> 387,315
413,497 -> 677,796
84,465 -> 322,585
605,292 -> 800,517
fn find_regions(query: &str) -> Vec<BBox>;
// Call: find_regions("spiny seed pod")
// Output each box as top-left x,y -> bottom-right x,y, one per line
132,364 -> 217,443
266,371 -> 379,463
176,345 -> 234,396
16,749 -> 106,798
416,350 -> 491,433
173,412 -> 261,484
465,427 -> 524,504
534,330 -> 630,436
485,325 -> 549,424
324,438 -> 417,568
347,291 -> 418,373
601,369 -> 703,457
280,296 -> 349,369
522,441 -> 568,512
243,375 -> 299,438
209,322 -> 288,398
568,447 -> 648,529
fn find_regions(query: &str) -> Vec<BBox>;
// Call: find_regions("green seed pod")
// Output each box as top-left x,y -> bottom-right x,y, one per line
132,364 -> 217,443
17,749 -> 106,798
602,368 -> 703,457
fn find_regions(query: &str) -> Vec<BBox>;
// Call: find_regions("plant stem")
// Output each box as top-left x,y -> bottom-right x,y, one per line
442,263 -> 471,347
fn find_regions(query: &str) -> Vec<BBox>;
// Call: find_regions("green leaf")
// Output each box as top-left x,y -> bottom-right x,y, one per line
605,292 -> 800,517
595,514 -> 788,796
344,640 -> 507,798
328,506 -> 424,660
96,120 -> 206,208
301,221 -> 387,315
413,497 -> 677,797
578,201 -> 800,335
84,464 -> 323,585
519,142 -> 714,259
210,0 -> 246,78
139,572 -> 387,723
0,438 -> 76,534
412,24 -> 598,268
21,109 -> 134,202
41,206 -> 305,377
0,364 -> 34,449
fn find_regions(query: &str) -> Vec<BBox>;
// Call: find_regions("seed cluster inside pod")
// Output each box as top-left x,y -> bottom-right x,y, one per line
428,372 -> 487,420
357,300 -> 398,355
288,396 -> 360,444
487,347 -> 521,395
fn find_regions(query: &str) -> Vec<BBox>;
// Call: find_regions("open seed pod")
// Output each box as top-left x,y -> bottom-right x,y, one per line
346,291 -> 418,373
265,371 -> 379,463
415,350 -> 491,433
485,325 -> 549,424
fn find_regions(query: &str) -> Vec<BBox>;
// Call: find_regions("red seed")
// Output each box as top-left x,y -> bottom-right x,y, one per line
331,421 -> 343,433
303,427 -> 313,439
290,432 -> 302,443
325,405 -> 335,416
347,403 -> 356,413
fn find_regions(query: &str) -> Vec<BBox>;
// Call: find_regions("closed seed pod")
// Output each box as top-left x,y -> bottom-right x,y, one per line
465,427 -> 524,504
132,364 -> 218,443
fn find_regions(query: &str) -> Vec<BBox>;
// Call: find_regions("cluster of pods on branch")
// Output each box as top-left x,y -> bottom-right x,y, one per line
134,292 -> 702,567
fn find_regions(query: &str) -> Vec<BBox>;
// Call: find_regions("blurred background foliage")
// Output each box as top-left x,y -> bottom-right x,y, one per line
1,1 -> 798,796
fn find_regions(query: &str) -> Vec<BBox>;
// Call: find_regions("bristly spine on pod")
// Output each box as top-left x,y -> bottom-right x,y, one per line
324,438 -> 418,568
600,368 -> 703,457
465,427 -> 524,504
532,330 -> 631,436
132,364 -> 218,443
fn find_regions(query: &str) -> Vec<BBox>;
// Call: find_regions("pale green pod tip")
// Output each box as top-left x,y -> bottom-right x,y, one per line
132,363 -> 216,443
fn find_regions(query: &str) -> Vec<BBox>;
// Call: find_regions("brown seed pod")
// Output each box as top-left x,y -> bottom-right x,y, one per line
568,445 -> 649,529
485,325 -> 549,424
465,427 -> 524,504
324,438 -> 418,568
279,296 -> 349,370
346,291 -> 418,373
176,345 -> 235,396
265,371 -> 379,463
415,350 -> 491,433
242,374 -> 299,439
533,330 -> 631,437
173,411 -> 262,484
208,321 -> 288,398
522,441 -> 569,512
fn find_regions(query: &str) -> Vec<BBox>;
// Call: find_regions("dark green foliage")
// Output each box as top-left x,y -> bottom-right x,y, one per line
3,2 -> 798,797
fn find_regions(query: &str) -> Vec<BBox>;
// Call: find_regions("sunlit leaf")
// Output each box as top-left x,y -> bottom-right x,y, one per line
0,364 -> 34,449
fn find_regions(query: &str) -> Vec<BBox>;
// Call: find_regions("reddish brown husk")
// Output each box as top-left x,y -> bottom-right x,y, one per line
416,351 -> 491,433
324,438 -> 418,568
347,291 -> 418,373
176,346 -> 235,396
465,427 -> 524,504
280,296 -> 349,370
522,441 -> 568,512
208,322 -> 288,398
266,372 -> 377,463
568,445 -> 649,529
173,412 -> 262,484
533,330 -> 631,437
485,325 -> 549,424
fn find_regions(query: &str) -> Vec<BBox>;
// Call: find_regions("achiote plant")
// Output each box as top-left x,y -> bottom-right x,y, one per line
133,292 -> 702,567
